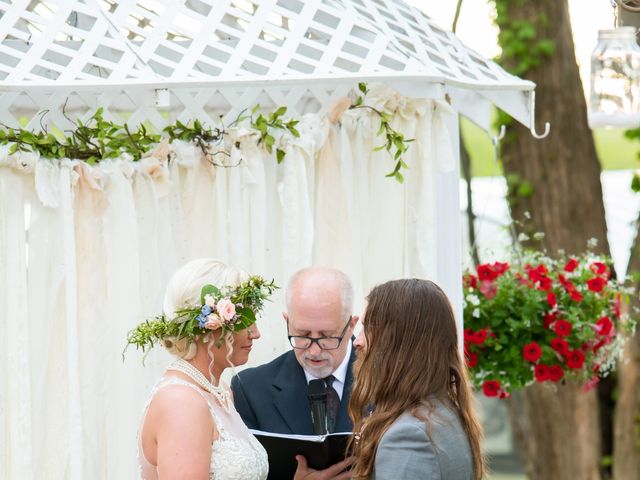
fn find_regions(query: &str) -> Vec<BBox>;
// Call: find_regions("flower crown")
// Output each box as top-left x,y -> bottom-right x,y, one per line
125,275 -> 278,354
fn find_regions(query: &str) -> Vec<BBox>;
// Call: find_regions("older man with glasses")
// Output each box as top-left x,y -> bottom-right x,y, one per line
231,267 -> 359,435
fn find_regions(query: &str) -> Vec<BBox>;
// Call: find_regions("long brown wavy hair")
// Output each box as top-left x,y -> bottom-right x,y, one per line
348,279 -> 485,479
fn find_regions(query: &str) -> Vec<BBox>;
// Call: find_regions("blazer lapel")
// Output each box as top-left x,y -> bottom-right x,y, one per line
335,345 -> 356,432
272,351 -> 314,434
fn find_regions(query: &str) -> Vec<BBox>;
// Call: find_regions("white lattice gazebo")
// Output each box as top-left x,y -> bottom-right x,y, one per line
0,1 -> 546,479
0,0 -> 545,132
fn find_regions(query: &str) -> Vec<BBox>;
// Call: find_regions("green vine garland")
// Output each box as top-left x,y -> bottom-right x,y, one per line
0,83 -> 413,182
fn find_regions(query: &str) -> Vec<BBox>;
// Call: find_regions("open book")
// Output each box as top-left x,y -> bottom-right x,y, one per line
249,430 -> 352,480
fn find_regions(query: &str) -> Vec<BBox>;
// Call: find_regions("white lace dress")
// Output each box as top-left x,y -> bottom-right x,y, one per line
138,377 -> 268,480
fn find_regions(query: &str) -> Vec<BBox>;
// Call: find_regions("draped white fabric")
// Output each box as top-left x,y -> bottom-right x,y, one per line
0,95 -> 461,479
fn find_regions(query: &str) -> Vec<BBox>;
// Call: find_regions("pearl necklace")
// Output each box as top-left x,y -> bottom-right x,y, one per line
168,358 -> 231,411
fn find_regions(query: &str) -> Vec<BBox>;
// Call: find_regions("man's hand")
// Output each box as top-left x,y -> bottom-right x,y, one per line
293,455 -> 353,480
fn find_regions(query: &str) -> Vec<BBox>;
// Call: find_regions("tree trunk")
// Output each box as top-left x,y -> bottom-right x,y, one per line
496,1 -> 610,478
507,383 -> 601,480
612,215 -> 640,480
500,0 -> 609,255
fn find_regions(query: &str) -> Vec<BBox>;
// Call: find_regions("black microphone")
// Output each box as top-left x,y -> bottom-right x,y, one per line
307,379 -> 328,435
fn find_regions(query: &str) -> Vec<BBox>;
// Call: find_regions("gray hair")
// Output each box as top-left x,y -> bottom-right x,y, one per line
285,267 -> 354,319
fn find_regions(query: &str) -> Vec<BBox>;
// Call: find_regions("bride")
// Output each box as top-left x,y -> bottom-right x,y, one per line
125,258 -> 276,480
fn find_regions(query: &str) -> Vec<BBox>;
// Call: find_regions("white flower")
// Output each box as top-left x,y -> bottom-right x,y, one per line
517,232 -> 530,242
587,237 -> 599,248
204,294 -> 217,308
466,294 -> 480,306
472,308 -> 480,318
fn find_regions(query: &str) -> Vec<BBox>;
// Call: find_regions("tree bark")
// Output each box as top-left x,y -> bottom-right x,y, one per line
612,215 -> 640,480
499,0 -> 609,256
516,383 -> 601,480
496,1 -> 610,478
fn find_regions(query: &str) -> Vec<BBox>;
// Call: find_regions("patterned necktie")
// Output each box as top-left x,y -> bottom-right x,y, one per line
323,375 -> 340,433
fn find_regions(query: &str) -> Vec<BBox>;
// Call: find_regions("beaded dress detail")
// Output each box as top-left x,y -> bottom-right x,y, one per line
138,376 -> 268,480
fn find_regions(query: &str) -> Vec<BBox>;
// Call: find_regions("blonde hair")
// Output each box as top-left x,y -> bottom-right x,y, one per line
161,258 -> 248,359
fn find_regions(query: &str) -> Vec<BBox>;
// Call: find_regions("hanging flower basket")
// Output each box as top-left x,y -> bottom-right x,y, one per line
462,248 -> 636,398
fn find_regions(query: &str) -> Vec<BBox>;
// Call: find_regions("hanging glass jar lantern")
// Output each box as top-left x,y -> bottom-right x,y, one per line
588,27 -> 640,128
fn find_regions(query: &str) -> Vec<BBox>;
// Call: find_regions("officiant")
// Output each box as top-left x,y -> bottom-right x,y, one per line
231,267 -> 358,435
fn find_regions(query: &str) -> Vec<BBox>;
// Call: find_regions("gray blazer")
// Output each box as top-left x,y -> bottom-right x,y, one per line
371,401 -> 474,480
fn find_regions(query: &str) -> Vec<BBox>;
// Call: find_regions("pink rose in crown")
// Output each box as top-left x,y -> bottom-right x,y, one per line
204,313 -> 224,330
216,298 -> 236,321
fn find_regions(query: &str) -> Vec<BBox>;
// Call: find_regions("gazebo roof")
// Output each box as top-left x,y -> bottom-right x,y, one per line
0,0 -> 544,133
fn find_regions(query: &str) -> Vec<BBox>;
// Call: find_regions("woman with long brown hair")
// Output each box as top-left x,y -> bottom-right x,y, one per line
348,278 -> 485,479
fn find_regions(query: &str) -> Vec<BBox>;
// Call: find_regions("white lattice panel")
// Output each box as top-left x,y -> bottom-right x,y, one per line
0,0 -> 533,90
0,83 -> 355,133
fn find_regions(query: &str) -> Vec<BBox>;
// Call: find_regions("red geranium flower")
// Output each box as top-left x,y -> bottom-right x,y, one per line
543,311 -> 556,329
568,288 -> 583,302
593,339 -> 608,352
547,291 -> 557,307
482,380 -> 501,397
464,328 -> 488,345
582,376 -> 600,392
465,351 -> 478,368
523,342 -> 543,362
477,264 -> 498,282
595,316 -> 613,336
526,263 -> 547,277
564,258 -> 579,272
554,319 -> 572,337
493,262 -> 510,275
586,277 -> 605,293
479,280 -> 497,299
566,350 -> 586,369
463,274 -> 478,289
548,365 -> 564,382
550,337 -> 569,356
589,262 -> 608,277
536,276 -> 552,291
534,364 -> 550,382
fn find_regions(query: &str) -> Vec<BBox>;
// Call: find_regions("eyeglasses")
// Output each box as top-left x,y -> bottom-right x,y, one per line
287,316 -> 352,350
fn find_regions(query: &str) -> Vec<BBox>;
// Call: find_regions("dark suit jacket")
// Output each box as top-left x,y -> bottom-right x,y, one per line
231,348 -> 355,434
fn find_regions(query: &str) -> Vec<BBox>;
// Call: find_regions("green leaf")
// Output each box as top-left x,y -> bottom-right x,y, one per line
632,173 -> 640,193
201,284 -> 221,303
264,134 -> 275,148
358,82 -> 368,95
276,148 -> 286,164
274,106 -> 287,117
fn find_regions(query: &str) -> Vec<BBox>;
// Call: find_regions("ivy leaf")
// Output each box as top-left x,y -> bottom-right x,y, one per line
631,173 -> 640,193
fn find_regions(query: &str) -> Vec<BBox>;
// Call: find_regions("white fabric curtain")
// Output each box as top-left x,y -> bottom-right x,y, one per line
0,93 -> 460,479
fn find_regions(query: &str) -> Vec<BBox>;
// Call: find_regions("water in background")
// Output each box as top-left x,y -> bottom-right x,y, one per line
460,170 -> 640,279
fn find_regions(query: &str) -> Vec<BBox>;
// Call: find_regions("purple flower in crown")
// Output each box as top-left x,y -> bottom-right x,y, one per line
196,314 -> 207,328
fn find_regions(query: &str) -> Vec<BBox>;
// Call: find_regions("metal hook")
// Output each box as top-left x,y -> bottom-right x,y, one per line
491,124 -> 506,148
529,91 -> 551,139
